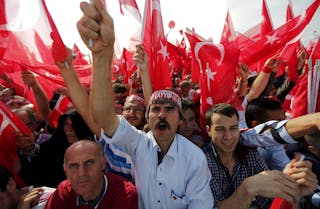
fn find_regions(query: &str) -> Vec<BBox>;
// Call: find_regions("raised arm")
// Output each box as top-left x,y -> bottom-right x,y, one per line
56,52 -> 100,135
77,0 -> 118,136
133,44 -> 153,105
21,70 -> 50,120
246,57 -> 280,101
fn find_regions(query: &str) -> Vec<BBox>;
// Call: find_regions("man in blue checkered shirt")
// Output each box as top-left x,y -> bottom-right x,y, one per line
203,103 -> 317,209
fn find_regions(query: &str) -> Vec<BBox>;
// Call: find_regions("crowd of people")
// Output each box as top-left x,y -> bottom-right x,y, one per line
1,0 -> 320,209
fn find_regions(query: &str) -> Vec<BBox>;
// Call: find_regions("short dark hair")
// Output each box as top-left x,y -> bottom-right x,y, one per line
181,98 -> 194,112
205,103 -> 239,127
245,97 -> 282,128
0,165 -> 13,192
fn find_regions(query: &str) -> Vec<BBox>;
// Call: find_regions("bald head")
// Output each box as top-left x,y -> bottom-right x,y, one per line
64,140 -> 104,164
63,140 -> 106,201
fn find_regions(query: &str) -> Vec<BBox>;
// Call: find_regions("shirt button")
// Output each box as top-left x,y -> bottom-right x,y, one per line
157,200 -> 160,203
158,182 -> 162,186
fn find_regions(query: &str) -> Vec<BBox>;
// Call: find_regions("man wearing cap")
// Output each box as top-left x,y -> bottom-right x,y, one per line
59,1 -> 213,208
122,94 -> 146,130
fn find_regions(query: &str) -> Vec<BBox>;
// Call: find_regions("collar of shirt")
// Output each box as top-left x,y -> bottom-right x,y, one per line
148,131 -> 179,160
76,175 -> 108,209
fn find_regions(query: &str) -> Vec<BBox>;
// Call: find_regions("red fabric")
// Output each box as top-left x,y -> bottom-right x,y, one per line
269,197 -> 292,209
185,29 -> 206,83
45,173 -> 138,209
48,95 -> 72,128
240,0 -> 320,67
220,10 -> 236,45
187,38 -> 239,127
72,44 -> 89,65
261,0 -> 273,36
1,0 -> 68,68
306,37 -> 320,62
118,0 -> 142,22
142,0 -> 171,91
286,1 -> 295,22
290,67 -> 320,117
279,39 -> 301,82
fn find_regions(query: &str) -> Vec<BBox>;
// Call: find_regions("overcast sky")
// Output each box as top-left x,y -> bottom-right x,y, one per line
46,0 -> 320,55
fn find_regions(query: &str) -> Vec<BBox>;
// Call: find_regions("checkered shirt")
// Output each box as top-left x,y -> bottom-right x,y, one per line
203,142 -> 272,209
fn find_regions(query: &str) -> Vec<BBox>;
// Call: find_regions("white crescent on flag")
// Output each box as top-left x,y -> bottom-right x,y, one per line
194,41 -> 225,73
0,0 -> 40,32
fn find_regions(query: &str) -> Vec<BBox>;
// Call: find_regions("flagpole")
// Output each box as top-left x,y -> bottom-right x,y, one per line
137,0 -> 149,78
308,59 -> 313,114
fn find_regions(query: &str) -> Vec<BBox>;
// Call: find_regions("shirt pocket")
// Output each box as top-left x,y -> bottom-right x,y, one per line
169,190 -> 187,209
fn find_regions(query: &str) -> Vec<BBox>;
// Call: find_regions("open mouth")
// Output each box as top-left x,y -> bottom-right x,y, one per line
156,120 -> 170,130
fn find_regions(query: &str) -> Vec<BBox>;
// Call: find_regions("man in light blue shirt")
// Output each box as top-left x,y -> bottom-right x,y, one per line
66,1 -> 213,208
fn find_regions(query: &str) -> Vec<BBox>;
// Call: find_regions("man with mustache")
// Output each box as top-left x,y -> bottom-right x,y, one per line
59,1 -> 213,208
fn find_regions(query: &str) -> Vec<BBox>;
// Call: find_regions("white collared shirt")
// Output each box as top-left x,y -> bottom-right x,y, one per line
98,116 -> 213,209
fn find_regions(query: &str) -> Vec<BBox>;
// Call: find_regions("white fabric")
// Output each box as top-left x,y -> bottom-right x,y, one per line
98,116 -> 213,209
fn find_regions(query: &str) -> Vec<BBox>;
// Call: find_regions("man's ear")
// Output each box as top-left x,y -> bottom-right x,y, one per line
206,125 -> 211,137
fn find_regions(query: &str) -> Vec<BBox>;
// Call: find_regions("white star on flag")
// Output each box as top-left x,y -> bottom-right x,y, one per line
157,41 -> 168,61
265,32 -> 280,45
206,62 -> 216,90
206,97 -> 213,105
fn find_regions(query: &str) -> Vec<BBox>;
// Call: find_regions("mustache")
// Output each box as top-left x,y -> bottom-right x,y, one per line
155,118 -> 171,130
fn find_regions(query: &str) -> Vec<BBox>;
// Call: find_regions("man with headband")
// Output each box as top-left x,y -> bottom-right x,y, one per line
60,1 -> 213,208
97,88 -> 213,208
122,94 -> 146,130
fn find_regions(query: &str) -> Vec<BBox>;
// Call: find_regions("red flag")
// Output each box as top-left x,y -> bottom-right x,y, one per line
0,0 -> 68,68
261,0 -> 273,36
142,0 -> 171,91
289,68 -> 316,117
119,0 -> 142,22
278,37 -> 301,82
240,0 -> 320,66
270,197 -> 292,209
185,28 -> 206,83
306,36 -> 320,61
72,44 -> 89,65
48,94 -> 72,128
220,10 -> 237,45
286,0 -> 295,22
188,40 -> 239,127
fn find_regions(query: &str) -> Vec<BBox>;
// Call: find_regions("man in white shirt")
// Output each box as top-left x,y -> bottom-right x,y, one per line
59,1 -> 213,208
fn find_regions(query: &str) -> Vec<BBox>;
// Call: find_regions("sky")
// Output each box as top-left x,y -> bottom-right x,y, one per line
46,0 -> 320,56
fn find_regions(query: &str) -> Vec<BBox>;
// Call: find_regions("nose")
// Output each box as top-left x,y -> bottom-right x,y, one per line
78,165 -> 85,176
158,107 -> 167,118
223,129 -> 232,140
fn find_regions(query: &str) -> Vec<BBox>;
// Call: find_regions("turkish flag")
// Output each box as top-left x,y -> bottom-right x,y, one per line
142,0 -> 171,91
188,39 -> 239,127
119,0 -> 142,23
0,0 -> 68,68
185,29 -> 206,83
240,0 -> 320,66
220,10 -> 236,45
